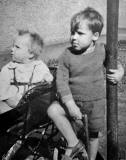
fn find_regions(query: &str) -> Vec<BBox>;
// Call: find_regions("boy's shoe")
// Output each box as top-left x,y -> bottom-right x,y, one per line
61,141 -> 88,160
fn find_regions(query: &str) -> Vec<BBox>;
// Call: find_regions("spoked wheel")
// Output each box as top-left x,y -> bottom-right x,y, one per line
2,137 -> 53,160
2,122 -> 63,160
2,134 -> 89,160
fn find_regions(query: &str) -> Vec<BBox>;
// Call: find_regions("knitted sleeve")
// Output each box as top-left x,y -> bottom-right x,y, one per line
56,49 -> 73,102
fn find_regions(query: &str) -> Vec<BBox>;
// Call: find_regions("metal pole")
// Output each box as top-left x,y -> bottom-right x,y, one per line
106,0 -> 119,160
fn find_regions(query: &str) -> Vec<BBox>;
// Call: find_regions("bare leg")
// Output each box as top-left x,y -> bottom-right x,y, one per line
89,138 -> 99,160
0,101 -> 12,114
47,101 -> 79,155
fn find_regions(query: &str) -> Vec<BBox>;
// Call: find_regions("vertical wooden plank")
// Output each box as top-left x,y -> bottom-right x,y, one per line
106,0 -> 119,160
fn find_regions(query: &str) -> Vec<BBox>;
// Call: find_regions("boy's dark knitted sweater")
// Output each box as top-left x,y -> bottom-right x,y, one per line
56,43 -> 106,101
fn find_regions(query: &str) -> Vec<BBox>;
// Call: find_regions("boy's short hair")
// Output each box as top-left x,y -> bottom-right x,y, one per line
18,30 -> 44,59
71,7 -> 104,35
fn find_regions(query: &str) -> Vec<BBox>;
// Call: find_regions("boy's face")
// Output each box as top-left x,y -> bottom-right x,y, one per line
11,34 -> 33,63
70,20 -> 99,51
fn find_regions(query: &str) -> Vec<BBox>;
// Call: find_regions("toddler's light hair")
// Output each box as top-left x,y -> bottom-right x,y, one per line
71,7 -> 104,35
18,30 -> 44,59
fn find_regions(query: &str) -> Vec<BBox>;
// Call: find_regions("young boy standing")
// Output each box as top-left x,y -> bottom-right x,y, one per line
0,30 -> 53,113
47,7 -> 124,160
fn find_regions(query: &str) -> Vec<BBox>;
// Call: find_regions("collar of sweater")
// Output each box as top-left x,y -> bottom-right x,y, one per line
82,44 -> 95,55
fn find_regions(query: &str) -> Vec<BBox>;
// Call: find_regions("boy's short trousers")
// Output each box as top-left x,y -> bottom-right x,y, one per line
75,98 -> 106,133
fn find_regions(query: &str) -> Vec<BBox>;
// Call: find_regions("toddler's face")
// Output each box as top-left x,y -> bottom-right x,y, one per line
11,34 -> 33,63
70,20 -> 99,51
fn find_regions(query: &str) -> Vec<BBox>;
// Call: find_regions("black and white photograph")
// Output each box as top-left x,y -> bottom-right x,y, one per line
0,0 -> 126,160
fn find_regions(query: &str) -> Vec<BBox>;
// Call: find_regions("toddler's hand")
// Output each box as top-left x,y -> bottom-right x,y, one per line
44,73 -> 53,84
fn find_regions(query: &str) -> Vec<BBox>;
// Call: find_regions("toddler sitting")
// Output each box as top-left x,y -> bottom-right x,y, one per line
0,30 -> 53,113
